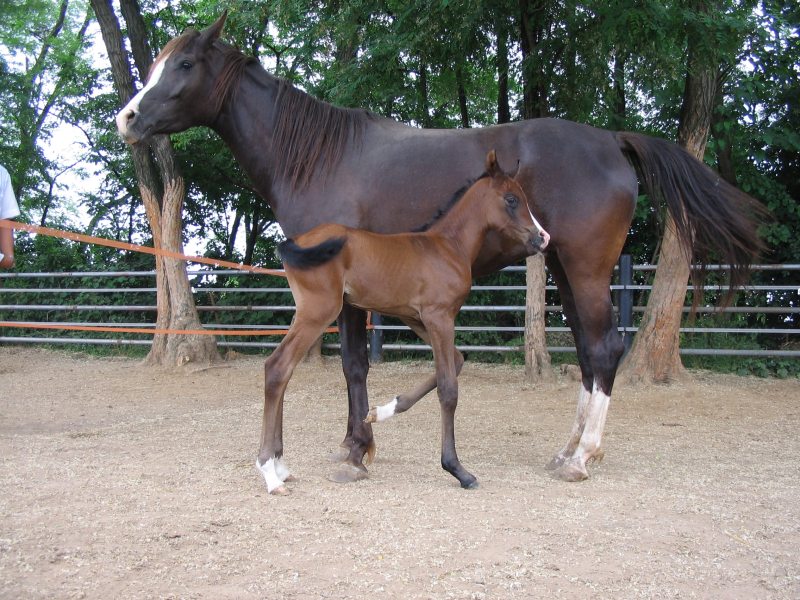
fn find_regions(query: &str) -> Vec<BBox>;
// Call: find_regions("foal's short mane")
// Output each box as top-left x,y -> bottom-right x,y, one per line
412,173 -> 489,233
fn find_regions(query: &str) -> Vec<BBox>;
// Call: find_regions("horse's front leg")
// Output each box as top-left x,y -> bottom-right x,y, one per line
329,304 -> 375,483
427,316 -> 477,489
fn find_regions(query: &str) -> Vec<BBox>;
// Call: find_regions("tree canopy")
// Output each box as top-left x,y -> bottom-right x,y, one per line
0,0 -> 797,369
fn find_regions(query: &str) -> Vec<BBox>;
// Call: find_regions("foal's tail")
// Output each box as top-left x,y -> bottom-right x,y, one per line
616,131 -> 767,305
279,236 -> 346,269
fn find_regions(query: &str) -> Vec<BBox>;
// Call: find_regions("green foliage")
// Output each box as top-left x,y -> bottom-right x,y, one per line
0,0 -> 797,376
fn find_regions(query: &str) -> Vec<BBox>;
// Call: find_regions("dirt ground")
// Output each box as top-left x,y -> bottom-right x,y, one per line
0,348 -> 798,599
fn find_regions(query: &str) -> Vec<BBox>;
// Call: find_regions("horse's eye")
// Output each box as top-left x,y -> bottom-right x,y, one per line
180,60 -> 193,71
504,193 -> 519,208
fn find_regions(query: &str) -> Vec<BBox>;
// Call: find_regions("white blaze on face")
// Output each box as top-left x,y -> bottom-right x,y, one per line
115,55 -> 170,136
528,205 -> 550,249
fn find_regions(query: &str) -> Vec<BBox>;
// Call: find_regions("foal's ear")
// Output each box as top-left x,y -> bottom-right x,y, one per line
199,11 -> 228,49
485,149 -> 499,177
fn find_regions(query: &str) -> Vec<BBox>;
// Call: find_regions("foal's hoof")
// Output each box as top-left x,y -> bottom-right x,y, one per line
269,485 -> 291,496
328,463 -> 368,484
551,459 -> 589,482
461,477 -> 479,490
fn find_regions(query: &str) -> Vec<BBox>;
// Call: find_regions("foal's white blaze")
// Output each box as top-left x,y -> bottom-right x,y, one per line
375,396 -> 399,422
528,206 -> 550,250
115,55 -> 169,136
256,457 -> 284,493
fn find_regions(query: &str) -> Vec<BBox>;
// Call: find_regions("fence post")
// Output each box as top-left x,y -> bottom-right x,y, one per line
369,312 -> 384,363
618,254 -> 634,354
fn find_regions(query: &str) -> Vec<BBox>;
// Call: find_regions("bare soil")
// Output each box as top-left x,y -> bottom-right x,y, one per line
0,347 -> 798,599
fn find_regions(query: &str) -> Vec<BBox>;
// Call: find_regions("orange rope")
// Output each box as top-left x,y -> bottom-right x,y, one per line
0,219 -> 375,337
0,219 -> 285,276
0,322 -> 340,336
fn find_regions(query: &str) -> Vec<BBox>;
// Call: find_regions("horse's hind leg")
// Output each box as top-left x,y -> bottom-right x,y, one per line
365,318 -> 465,423
546,253 -> 624,482
329,304 -> 375,481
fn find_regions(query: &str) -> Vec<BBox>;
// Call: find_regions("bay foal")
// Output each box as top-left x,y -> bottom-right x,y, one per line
258,151 -> 549,494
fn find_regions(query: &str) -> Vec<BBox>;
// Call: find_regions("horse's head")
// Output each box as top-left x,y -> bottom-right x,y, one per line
116,13 -> 231,144
479,150 -> 550,254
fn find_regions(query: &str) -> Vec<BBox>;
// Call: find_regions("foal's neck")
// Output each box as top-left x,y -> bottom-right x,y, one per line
427,192 -> 489,265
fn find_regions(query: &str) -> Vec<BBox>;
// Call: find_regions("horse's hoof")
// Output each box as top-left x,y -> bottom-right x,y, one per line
551,460 -> 589,482
328,447 -> 350,463
588,449 -> 605,465
364,408 -> 377,424
269,485 -> 291,496
545,453 -> 567,471
328,463 -> 368,484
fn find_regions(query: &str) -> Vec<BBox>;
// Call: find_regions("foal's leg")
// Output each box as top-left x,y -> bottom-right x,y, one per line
258,314 -> 337,495
426,314 -> 477,489
366,318 -> 465,423
546,254 -> 624,482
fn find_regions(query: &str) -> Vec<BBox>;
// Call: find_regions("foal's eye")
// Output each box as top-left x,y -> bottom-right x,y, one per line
504,193 -> 519,208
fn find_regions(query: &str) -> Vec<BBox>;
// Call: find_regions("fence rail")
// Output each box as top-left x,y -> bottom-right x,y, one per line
1,259 -> 798,359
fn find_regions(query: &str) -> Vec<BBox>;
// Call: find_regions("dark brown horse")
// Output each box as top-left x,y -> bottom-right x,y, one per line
115,14 -> 764,483
259,150 -> 548,493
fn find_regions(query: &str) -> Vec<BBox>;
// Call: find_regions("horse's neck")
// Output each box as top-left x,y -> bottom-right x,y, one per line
212,67 -> 282,200
428,195 -> 488,265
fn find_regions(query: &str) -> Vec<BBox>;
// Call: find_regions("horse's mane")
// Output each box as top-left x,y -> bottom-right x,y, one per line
161,29 -> 373,191
271,79 -> 374,191
412,173 -> 489,233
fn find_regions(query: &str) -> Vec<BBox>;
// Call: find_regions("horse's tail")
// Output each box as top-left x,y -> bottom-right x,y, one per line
278,236 -> 346,269
616,131 -> 767,305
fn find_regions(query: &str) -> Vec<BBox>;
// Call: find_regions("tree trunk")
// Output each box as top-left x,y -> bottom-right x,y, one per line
455,63 -> 470,128
496,15 -> 511,124
518,0 -> 552,382
525,253 -> 554,381
519,0 -> 549,119
611,48 -> 627,130
418,58 -> 432,128
91,0 -> 218,368
620,0 -> 718,383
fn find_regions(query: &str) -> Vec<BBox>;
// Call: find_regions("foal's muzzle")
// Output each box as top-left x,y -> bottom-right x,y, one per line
529,228 -> 550,253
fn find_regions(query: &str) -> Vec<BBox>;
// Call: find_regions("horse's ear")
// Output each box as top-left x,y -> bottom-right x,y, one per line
485,150 -> 499,177
199,11 -> 228,49
512,159 -> 521,179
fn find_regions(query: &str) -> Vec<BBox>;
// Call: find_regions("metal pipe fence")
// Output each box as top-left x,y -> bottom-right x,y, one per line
0,258 -> 797,359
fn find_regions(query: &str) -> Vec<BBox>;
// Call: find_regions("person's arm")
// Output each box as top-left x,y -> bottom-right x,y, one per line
0,225 -> 14,268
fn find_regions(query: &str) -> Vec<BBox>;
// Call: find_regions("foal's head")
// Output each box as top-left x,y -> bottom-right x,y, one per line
469,150 -> 550,254
116,13 -> 242,144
